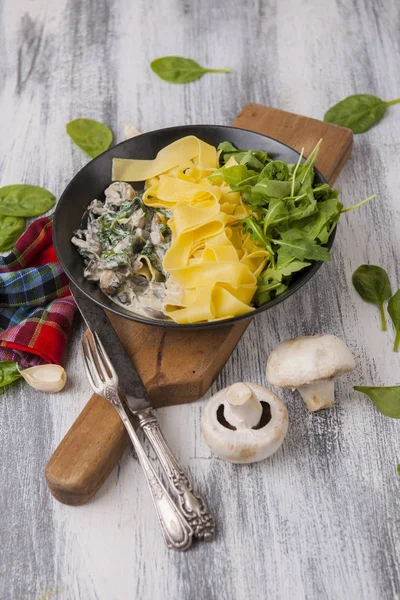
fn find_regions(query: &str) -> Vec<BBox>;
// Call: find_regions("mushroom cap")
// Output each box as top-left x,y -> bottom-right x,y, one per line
201,383 -> 288,464
266,334 -> 355,388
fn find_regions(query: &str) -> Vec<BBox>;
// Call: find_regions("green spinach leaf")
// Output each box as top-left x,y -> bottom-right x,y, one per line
354,386 -> 400,418
0,185 -> 55,217
0,361 -> 22,390
0,215 -> 25,251
151,56 -> 231,84
352,265 -> 392,330
388,290 -> 400,352
66,118 -> 113,158
324,94 -> 400,133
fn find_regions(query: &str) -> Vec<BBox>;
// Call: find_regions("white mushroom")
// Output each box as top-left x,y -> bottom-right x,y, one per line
99,270 -> 122,295
266,334 -> 356,412
201,382 -> 288,464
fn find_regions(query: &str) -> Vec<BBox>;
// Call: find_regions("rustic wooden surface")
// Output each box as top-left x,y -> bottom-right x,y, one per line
45,105 -> 352,507
1,1 -> 400,599
45,313 -> 251,505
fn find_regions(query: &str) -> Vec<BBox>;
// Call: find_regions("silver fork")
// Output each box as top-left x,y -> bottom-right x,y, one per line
82,330 -> 193,551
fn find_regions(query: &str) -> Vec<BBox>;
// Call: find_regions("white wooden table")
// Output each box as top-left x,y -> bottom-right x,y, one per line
1,1 -> 400,598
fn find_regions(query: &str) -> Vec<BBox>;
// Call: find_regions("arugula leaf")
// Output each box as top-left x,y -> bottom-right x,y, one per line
259,161 -> 290,182
209,165 -> 258,189
0,361 -> 22,391
262,198 -> 288,232
291,140 -> 321,191
258,261 -> 311,284
150,57 -> 231,84
217,141 -> 238,156
278,260 -> 312,276
324,94 -> 400,134
0,185 -> 55,217
313,183 -> 339,200
255,268 -> 286,305
352,265 -> 392,330
217,142 -> 270,170
273,229 -> 331,262
0,215 -> 25,251
253,179 -> 298,199
341,194 -> 376,213
254,280 -> 288,305
254,261 -> 311,305
286,192 -> 317,221
354,386 -> 400,418
241,216 -> 273,255
294,198 -> 342,241
214,139 -> 375,309
388,290 -> 400,352
66,119 -> 113,158
243,190 -> 269,209
234,151 -> 266,171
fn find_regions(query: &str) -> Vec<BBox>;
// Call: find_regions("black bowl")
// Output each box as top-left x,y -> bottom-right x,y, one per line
53,124 -> 335,330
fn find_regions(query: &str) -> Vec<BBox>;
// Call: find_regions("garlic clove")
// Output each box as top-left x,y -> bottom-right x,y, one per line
19,364 -> 67,393
124,122 -> 141,139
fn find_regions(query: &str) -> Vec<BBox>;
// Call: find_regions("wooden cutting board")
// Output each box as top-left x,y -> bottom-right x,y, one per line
45,104 -> 353,506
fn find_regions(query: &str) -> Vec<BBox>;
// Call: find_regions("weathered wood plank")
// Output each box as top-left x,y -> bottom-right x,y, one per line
1,0 -> 400,599
44,106 -> 351,508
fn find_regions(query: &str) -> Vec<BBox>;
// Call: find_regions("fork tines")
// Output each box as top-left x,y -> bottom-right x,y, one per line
82,330 -> 117,391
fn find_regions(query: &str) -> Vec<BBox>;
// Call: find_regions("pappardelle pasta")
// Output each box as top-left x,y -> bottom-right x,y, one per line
73,135 -> 340,324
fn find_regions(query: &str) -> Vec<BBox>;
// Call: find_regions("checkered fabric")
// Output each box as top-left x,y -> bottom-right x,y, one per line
0,217 -> 76,368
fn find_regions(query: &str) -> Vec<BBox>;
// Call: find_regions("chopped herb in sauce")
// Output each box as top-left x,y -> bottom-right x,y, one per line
71,182 -> 174,319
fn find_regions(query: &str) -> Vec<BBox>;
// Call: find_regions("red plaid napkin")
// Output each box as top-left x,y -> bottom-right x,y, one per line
0,217 -> 76,368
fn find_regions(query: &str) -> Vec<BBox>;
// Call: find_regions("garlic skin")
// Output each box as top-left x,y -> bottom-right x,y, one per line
19,364 -> 67,393
124,122 -> 141,139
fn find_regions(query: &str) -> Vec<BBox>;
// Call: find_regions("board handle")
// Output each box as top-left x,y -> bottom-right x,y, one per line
45,393 -> 129,505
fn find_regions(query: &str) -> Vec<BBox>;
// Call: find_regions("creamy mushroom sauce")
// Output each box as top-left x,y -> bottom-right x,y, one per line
71,182 -> 181,319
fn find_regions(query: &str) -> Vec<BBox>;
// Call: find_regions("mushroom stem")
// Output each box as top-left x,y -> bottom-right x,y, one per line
224,383 -> 263,428
297,379 -> 335,412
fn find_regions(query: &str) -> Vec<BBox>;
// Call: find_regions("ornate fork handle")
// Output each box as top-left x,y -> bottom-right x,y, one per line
138,409 -> 215,541
107,389 -> 193,551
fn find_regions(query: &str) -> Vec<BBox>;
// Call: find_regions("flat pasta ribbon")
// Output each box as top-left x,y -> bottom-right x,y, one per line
112,136 -> 218,182
114,135 -> 269,323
